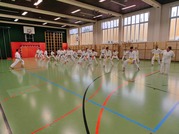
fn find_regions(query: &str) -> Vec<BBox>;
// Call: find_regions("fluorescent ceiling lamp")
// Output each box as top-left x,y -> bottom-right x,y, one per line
34,0 -> 43,6
54,17 -> 60,20
71,9 -> 81,14
61,25 -> 66,27
122,5 -> 136,10
93,14 -> 103,18
14,19 -> 18,22
75,21 -> 81,24
99,0 -> 106,2
43,22 -> 47,25
22,11 -> 28,16
110,0 -> 126,7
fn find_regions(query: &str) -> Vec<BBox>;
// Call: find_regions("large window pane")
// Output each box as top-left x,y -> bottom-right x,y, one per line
171,6 -> 177,17
139,24 -> 144,41
124,18 -> 128,25
136,15 -> 140,23
143,23 -> 148,41
140,14 -> 144,22
169,18 -> 176,40
131,25 -> 135,42
127,17 -> 131,25
144,13 -> 149,22
175,18 -> 179,40
135,24 -> 139,42
132,16 -> 135,24
124,26 -> 127,42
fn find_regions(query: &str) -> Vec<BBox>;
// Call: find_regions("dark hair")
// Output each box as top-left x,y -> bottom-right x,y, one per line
130,47 -> 133,49
168,46 -> 172,50
106,47 -> 108,49
16,49 -> 18,51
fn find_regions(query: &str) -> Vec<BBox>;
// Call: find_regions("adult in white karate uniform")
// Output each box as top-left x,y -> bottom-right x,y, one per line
122,47 -> 140,72
151,46 -> 162,66
160,46 -> 175,75
10,49 -> 24,69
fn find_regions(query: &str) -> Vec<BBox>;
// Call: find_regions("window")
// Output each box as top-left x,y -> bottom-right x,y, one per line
123,12 -> 149,42
81,25 -> 93,45
101,19 -> 119,44
69,28 -> 78,45
169,6 -> 179,40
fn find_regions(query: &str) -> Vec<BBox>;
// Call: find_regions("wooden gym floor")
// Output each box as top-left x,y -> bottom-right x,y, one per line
0,58 -> 179,134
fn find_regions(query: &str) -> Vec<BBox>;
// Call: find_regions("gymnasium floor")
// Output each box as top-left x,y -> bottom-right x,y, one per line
0,58 -> 179,134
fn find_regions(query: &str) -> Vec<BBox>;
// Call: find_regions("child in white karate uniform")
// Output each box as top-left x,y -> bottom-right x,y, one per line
151,46 -> 162,66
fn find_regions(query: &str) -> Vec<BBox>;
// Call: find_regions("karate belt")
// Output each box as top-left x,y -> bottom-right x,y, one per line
154,54 -> 159,60
128,58 -> 134,64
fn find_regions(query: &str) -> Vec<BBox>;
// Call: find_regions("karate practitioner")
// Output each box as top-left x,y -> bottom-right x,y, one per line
151,46 -> 162,66
111,50 -> 119,61
122,47 -> 140,72
160,46 -> 175,75
10,49 -> 24,69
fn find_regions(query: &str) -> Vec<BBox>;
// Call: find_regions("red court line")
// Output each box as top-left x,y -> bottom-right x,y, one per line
95,70 -> 160,134
31,81 -> 103,134
95,82 -> 128,134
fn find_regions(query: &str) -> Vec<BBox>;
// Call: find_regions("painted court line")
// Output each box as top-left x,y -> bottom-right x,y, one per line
95,70 -> 161,134
29,70 -> 178,133
31,80 -> 103,134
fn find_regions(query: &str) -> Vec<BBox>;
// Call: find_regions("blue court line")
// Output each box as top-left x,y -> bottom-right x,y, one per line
29,72 -> 178,132
88,100 -> 153,132
152,102 -> 179,133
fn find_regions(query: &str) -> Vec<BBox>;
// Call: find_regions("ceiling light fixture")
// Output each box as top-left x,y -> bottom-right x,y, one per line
54,17 -> 60,20
71,9 -> 81,14
75,21 -> 81,24
14,19 -> 18,22
99,0 -> 106,2
43,22 -> 47,25
122,5 -> 136,10
61,25 -> 66,28
34,0 -> 43,6
110,0 -> 126,7
93,14 -> 103,18
22,11 -> 28,16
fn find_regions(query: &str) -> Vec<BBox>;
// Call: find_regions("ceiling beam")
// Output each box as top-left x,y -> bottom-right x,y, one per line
0,13 -> 79,27
0,2 -> 95,23
142,0 -> 161,8
56,0 -> 122,17
0,20 -> 66,29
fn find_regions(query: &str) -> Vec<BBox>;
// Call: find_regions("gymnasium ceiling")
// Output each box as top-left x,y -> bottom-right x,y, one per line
0,0 -> 178,29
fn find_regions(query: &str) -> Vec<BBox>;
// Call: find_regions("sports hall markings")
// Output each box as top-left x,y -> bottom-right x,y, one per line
28,70 -> 165,133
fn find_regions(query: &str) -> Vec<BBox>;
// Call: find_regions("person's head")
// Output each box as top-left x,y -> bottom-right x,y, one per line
16,49 -> 19,52
130,47 -> 133,52
155,45 -> 158,50
106,47 -> 109,50
114,50 -> 116,52
167,46 -> 172,52
92,49 -> 94,52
